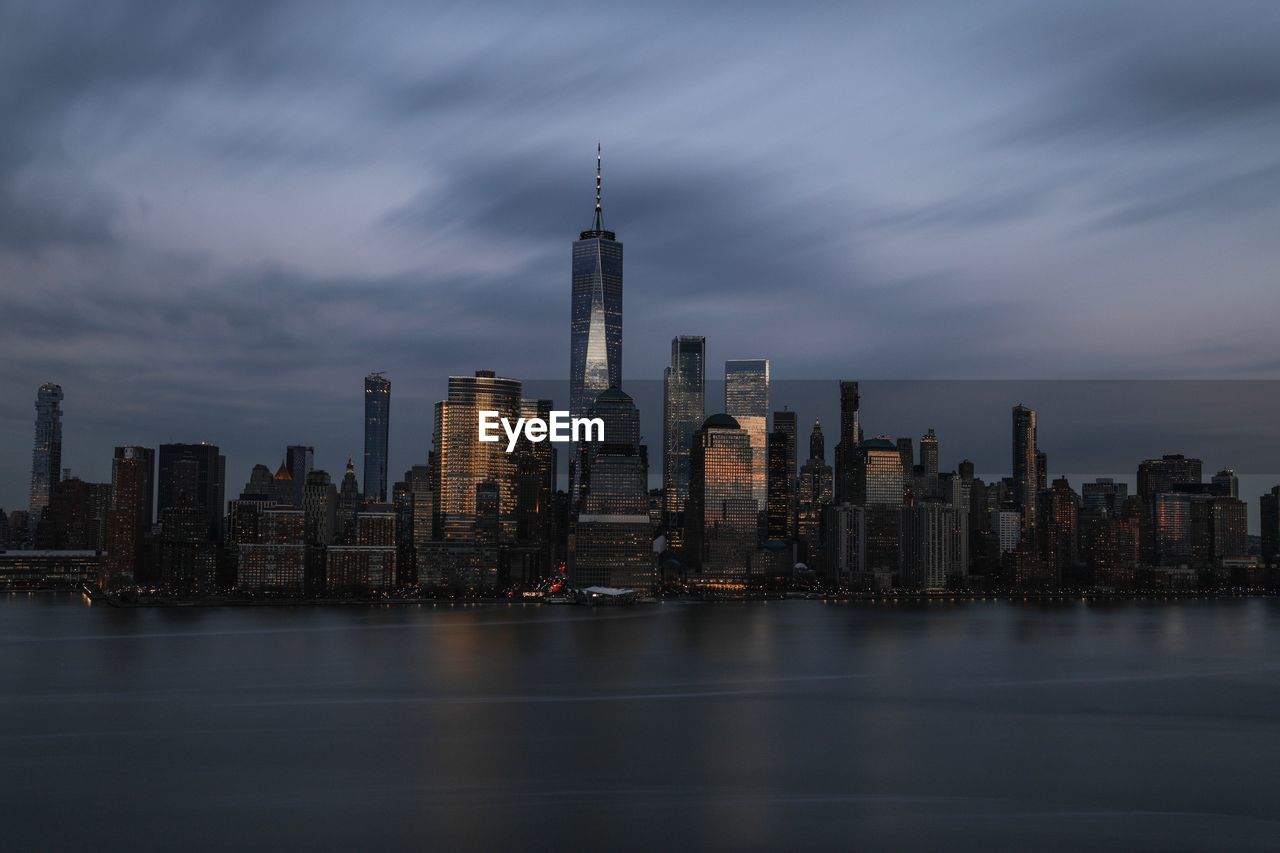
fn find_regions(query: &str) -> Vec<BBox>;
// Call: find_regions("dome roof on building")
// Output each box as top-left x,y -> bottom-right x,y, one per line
701,413 -> 740,430
861,437 -> 897,451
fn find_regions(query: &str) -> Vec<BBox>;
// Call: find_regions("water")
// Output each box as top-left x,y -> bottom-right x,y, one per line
3,595 -> 1279,851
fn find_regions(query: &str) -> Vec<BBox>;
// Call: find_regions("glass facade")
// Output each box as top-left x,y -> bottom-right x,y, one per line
662,336 -> 705,542
569,151 -> 622,418
687,415 -> 756,584
724,359 -> 769,511
363,373 -> 391,503
28,383 -> 64,528
1012,404 -> 1038,537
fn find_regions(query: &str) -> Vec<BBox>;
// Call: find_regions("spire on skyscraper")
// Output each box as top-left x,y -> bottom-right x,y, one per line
593,142 -> 603,232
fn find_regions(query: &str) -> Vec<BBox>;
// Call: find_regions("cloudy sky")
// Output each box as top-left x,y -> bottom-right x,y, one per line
1,0 -> 1278,508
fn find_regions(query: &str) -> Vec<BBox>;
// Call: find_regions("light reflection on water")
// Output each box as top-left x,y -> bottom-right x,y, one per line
2,595 -> 1279,851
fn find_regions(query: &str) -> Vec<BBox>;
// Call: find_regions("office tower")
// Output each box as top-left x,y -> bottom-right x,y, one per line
855,438 -> 904,577
1210,468 -> 1239,498
569,145 -> 623,418
513,399 -> 557,584
834,381 -> 860,504
1137,454 -> 1203,501
1035,450 -> 1048,492
157,443 -> 226,541
810,418 -> 826,462
900,502 -> 958,591
363,373 -> 391,502
662,336 -> 706,545
991,510 -> 1021,554
941,473 -> 972,579
397,464 -> 435,585
236,507 -> 306,594
686,414 -> 756,584
36,477 -> 110,551
29,383 -> 64,528
285,445 -> 314,507
239,464 -> 275,500
571,388 -> 653,591
432,370 -> 522,542
823,503 -> 865,588
797,419 -> 834,570
1081,478 -> 1128,516
337,458 -> 361,543
724,359 -> 769,511
1011,404 -> 1038,538
773,408 -> 797,475
1210,495 -> 1247,565
271,461 -> 294,506
896,438 -> 914,491
1261,486 -> 1280,568
766,425 -> 796,541
920,428 -> 939,495
303,470 -> 338,595
1036,477 -> 1079,586
958,459 -> 975,482
1153,491 -> 1212,568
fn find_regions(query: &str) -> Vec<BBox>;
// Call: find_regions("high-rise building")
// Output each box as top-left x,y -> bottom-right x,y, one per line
900,502 -> 958,591
834,381 -> 860,504
854,438 -> 903,577
1210,468 -> 1239,498
724,359 -> 769,511
662,336 -> 705,544
36,477 -> 110,551
766,416 -> 797,542
823,503 -> 865,588
363,373 -> 391,502
513,399 -> 556,584
1011,404 -> 1038,538
895,437 -> 914,492
797,419 -> 833,570
686,414 -> 756,585
1037,477 -> 1080,585
572,388 -> 653,591
1261,486 -> 1280,568
337,458 -> 361,543
991,510 -> 1021,554
236,507 -> 306,594
157,443 -> 226,541
433,371 -> 522,543
1082,478 -> 1128,516
29,383 -> 64,529
569,145 -> 623,418
1137,454 -> 1202,502
919,428 -> 939,494
285,445 -> 314,508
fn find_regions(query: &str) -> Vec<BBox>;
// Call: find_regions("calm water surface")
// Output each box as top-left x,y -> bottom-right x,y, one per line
3,595 -> 1279,851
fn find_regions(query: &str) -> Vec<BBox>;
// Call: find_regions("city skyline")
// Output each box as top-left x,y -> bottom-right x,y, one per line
3,2 -> 1280,510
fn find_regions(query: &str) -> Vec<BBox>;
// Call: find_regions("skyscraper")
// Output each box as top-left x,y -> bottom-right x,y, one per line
363,373 -> 391,502
569,145 -> 623,418
1261,486 -> 1280,568
1012,404 -> 1038,538
834,380 -> 860,504
797,419 -> 834,571
919,428 -> 939,489
104,446 -> 155,589
29,383 -> 64,528
687,414 -> 756,585
662,335 -> 705,543
432,370 -> 522,542
724,359 -> 769,510
572,388 -> 653,590
766,408 -> 797,541
285,445 -> 314,508
157,443 -> 226,541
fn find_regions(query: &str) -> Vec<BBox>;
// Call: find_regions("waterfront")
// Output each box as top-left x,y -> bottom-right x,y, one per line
3,595 -> 1280,851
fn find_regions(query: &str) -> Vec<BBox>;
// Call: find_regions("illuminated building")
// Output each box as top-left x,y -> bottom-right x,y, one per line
158,443 -> 226,541
1081,478 -> 1128,516
327,505 -> 397,594
271,461 -> 294,506
854,438 -> 903,578
662,335 -> 705,544
991,510 -> 1021,554
432,370 -> 522,543
1036,477 -> 1079,585
724,358 -> 769,511
766,424 -> 796,541
363,373 -> 391,502
513,399 -> 556,585
572,389 -> 652,591
28,383 -> 64,532
686,414 -> 756,585
0,551 -> 101,589
337,458 -> 361,543
236,507 -> 306,594
797,419 -> 833,570
1137,454 -> 1202,502
1011,404 -> 1037,540
157,504 -> 218,595
569,145 -> 622,418
303,469 -> 338,594
919,428 -> 939,498
833,380 -> 860,504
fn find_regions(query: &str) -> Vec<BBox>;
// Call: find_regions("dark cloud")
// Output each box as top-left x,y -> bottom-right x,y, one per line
0,0 -> 1278,511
